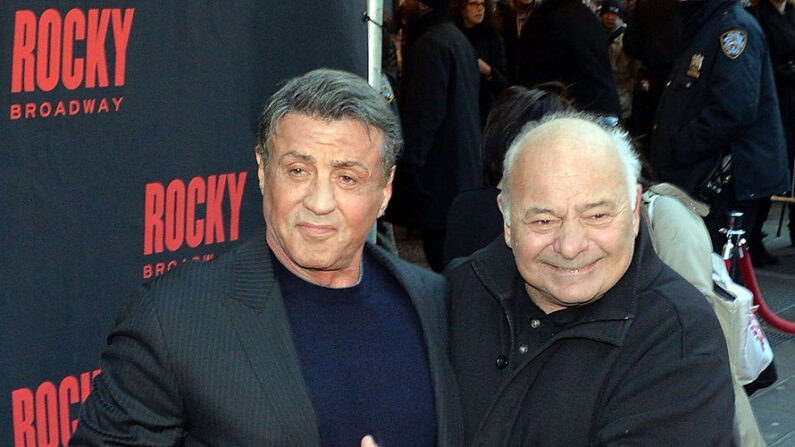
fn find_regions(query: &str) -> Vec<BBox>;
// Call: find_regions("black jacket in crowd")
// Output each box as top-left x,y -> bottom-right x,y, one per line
623,0 -> 682,86
751,0 -> 795,162
622,0 -> 682,147
650,0 -> 790,201
495,1 -> 525,84
515,0 -> 621,115
390,12 -> 484,230
752,0 -> 795,84
461,24 -> 509,127
444,223 -> 734,446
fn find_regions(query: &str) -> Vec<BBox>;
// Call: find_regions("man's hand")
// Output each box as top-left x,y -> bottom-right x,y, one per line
361,435 -> 380,447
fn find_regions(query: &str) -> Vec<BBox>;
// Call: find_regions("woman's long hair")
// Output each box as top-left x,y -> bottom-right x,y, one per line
450,0 -> 502,32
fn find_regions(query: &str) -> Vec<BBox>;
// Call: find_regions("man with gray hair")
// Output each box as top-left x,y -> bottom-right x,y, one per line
70,69 -> 462,447
445,112 -> 734,446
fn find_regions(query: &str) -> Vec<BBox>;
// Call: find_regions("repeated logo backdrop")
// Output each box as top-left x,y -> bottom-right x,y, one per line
0,1 -> 367,445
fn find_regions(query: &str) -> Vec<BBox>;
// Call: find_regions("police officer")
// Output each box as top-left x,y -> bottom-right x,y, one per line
649,0 -> 790,251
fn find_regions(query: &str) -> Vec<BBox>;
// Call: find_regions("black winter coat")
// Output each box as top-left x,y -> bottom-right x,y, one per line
515,0 -> 621,115
650,0 -> 790,200
390,15 -> 483,230
461,25 -> 509,127
752,0 -> 795,82
445,224 -> 734,446
752,0 -> 795,162
623,0 -> 682,80
495,2 -> 525,84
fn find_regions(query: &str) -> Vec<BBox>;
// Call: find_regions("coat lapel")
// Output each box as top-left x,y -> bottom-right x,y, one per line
367,244 -> 464,447
224,229 -> 320,446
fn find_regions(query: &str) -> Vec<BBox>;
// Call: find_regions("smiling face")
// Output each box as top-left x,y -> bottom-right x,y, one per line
257,113 -> 392,287
500,120 -> 641,313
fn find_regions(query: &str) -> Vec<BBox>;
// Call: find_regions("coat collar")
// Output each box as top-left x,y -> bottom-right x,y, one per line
230,226 -> 439,315
226,227 -> 460,446
679,0 -> 734,44
366,241 -> 464,447
226,227 -> 321,446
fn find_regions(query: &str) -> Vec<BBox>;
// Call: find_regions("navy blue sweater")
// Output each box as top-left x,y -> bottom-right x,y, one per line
275,252 -> 437,447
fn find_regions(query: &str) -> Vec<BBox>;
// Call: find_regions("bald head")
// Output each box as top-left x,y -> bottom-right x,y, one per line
496,113 -> 642,313
500,113 -> 640,225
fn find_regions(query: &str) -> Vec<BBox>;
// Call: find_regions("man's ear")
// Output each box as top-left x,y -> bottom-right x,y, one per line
632,183 -> 642,236
497,191 -> 512,247
255,149 -> 266,194
379,167 -> 396,217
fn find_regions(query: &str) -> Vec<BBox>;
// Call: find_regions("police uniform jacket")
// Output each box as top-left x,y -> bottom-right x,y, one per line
444,223 -> 734,446
650,0 -> 790,200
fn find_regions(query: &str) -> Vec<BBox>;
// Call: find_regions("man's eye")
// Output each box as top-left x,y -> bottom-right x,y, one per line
528,219 -> 558,232
530,219 -> 556,229
587,213 -> 611,224
339,175 -> 358,185
289,167 -> 305,176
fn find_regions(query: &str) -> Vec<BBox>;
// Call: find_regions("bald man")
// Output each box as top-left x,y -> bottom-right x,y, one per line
445,113 -> 734,446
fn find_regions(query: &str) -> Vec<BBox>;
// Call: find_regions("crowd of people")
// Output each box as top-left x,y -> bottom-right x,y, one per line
66,0 -> 795,445
384,0 -> 793,270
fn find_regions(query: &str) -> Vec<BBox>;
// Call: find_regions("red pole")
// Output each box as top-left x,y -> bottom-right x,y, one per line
735,247 -> 795,334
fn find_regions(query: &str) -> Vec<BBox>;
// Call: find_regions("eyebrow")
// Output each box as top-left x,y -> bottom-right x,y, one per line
280,151 -> 315,164
280,151 -> 371,175
582,200 -> 611,210
527,207 -> 554,215
331,160 -> 370,175
523,200 -> 613,217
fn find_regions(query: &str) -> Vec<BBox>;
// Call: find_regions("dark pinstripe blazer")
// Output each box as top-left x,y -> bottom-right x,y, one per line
70,229 -> 463,446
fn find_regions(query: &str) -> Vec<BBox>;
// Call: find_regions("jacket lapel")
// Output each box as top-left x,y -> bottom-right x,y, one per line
224,229 -> 320,446
368,244 -> 464,447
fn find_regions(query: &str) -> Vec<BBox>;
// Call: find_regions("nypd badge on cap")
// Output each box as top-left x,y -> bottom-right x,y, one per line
721,30 -> 747,59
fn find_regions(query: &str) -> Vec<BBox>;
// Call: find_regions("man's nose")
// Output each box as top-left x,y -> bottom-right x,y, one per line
303,178 -> 337,215
553,220 -> 588,259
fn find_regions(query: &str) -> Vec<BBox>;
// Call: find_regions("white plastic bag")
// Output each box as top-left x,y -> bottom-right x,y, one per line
710,253 -> 774,385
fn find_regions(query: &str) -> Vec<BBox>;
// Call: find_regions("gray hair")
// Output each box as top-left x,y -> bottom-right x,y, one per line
500,111 -> 641,224
257,68 -> 401,184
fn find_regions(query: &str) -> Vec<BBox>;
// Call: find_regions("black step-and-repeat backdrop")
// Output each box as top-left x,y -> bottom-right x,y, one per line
1,2 -> 367,445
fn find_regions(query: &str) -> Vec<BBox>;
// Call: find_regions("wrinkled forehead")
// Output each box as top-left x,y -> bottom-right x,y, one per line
511,121 -> 627,197
518,120 -> 619,170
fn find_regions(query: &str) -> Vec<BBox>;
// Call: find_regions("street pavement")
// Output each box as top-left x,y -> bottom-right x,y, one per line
749,202 -> 795,447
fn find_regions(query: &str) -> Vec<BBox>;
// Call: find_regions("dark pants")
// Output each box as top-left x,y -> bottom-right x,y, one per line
776,81 -> 795,243
422,228 -> 446,273
628,70 -> 668,160
749,199 -> 772,256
